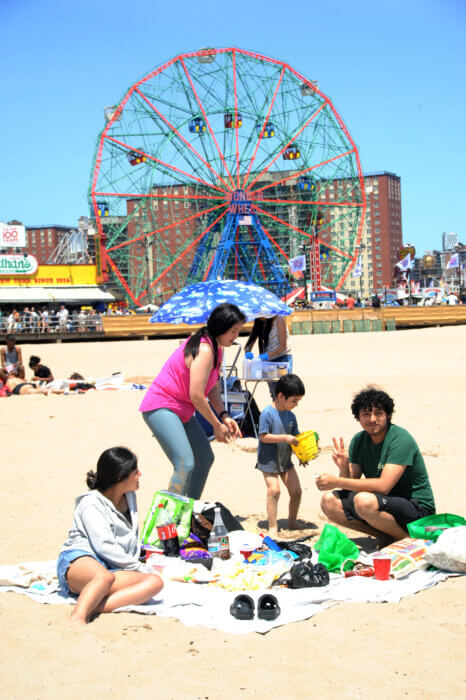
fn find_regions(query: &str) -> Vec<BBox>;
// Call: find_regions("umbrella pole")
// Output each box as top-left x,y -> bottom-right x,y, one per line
222,354 -> 228,410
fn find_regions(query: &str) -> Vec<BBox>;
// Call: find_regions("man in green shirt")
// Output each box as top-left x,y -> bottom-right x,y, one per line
317,388 -> 435,542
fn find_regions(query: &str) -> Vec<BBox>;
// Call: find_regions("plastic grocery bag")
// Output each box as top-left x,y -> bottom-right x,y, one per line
141,490 -> 194,547
423,526 -> 466,573
314,524 -> 359,572
407,513 -> 466,542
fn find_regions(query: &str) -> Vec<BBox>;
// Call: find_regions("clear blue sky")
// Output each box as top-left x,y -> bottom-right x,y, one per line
1,0 -> 464,254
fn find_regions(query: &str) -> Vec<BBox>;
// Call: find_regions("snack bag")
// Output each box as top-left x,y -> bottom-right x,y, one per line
377,537 -> 434,578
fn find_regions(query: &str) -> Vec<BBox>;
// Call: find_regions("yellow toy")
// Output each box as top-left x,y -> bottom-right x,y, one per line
291,430 -> 320,464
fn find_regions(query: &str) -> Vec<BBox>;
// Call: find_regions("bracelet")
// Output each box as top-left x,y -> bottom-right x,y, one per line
218,410 -> 230,420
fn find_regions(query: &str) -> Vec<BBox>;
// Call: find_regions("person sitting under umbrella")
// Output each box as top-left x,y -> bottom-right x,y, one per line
139,303 -> 246,499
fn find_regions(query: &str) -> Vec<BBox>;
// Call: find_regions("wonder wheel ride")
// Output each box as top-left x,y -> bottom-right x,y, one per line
89,48 -> 365,306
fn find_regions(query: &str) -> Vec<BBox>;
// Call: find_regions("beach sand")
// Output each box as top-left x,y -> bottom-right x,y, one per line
1,325 -> 465,698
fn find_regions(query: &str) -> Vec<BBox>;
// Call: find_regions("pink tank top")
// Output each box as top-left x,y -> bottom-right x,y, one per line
139,337 -> 222,423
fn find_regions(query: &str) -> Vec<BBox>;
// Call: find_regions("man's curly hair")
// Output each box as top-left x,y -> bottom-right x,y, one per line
351,387 -> 395,422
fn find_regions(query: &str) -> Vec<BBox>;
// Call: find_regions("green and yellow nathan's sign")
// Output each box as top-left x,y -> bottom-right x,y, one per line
0,254 -> 38,275
0,262 -> 97,286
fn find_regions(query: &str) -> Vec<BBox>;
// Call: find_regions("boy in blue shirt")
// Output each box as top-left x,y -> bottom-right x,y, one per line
257,374 -> 305,535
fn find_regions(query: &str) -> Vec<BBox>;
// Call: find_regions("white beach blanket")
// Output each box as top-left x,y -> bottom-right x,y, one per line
0,560 -> 458,634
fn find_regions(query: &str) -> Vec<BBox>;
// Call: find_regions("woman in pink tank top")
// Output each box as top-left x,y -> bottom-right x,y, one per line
140,303 -> 246,499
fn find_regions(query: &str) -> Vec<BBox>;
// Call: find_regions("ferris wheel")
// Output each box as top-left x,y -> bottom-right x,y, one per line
90,47 -> 366,305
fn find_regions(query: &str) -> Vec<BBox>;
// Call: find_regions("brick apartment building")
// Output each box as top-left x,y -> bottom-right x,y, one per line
125,184 -> 202,301
119,170 -> 403,301
26,225 -> 74,264
344,172 -> 403,297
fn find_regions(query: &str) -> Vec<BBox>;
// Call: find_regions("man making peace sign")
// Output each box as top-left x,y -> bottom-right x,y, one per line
317,388 -> 435,543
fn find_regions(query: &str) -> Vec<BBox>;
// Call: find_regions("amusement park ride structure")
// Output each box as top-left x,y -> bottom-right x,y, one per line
89,47 -> 366,305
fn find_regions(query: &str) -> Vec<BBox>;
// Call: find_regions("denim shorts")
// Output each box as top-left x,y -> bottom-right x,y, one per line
57,549 -> 115,596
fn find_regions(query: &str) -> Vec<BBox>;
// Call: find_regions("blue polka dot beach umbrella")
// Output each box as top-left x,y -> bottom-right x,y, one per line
149,280 -> 292,325
150,280 -> 293,410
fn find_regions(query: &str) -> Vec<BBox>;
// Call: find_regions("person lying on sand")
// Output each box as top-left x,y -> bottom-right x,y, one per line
6,368 -> 64,395
317,387 -> 435,543
57,447 -> 163,627
6,368 -> 50,396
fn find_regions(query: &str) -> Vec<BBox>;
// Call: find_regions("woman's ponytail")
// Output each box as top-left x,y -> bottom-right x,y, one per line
86,470 -> 99,490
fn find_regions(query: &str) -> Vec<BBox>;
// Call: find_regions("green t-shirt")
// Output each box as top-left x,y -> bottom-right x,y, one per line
348,424 -> 435,511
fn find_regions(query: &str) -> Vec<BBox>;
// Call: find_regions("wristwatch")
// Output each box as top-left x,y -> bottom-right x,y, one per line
218,410 -> 230,420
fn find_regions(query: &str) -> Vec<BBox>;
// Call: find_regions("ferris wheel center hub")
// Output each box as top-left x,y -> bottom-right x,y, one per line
228,190 -> 252,214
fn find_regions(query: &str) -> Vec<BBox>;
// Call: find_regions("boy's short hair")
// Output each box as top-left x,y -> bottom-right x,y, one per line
275,373 -> 305,399
351,387 -> 395,421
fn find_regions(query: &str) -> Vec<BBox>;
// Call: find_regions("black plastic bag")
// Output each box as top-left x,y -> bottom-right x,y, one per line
191,501 -> 243,545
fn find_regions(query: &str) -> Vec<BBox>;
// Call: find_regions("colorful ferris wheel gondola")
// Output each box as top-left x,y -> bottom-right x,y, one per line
189,117 -> 207,133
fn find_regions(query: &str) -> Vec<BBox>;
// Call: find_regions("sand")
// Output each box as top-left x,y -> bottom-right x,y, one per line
1,326 -> 465,699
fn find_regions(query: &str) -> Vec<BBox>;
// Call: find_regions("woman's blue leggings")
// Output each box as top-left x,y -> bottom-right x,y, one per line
142,408 -> 214,500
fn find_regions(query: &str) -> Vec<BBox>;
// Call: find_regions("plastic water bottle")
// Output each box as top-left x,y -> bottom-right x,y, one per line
243,357 -> 252,379
155,504 -> 180,557
207,507 -> 230,560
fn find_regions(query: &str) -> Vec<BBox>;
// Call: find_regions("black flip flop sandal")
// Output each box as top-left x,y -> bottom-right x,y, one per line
230,594 -> 254,620
257,594 -> 281,620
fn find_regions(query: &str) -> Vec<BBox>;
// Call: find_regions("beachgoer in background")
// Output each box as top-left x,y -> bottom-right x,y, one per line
29,355 -> 54,383
1,334 -> 24,375
140,303 -> 245,499
257,374 -> 305,535
30,307 -> 40,332
58,304 -> 69,331
57,447 -> 163,627
317,387 -> 435,543
6,368 -> 49,395
371,294 -> 381,309
346,294 -> 355,309
40,307 -> 50,333
244,315 -> 293,397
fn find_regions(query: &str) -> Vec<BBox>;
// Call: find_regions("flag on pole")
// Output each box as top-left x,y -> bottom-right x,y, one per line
352,256 -> 362,277
446,253 -> 459,269
395,253 -> 414,272
289,254 -> 306,274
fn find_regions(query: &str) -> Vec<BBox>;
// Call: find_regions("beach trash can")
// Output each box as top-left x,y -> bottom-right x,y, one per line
385,318 -> 396,331
301,321 -> 311,334
331,320 -> 341,333
371,319 -> 383,332
291,321 -> 301,335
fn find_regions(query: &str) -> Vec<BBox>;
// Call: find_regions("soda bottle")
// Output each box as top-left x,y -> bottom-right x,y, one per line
207,506 -> 230,560
155,504 -> 180,557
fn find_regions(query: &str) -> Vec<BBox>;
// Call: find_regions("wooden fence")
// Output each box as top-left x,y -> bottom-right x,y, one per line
101,306 -> 466,339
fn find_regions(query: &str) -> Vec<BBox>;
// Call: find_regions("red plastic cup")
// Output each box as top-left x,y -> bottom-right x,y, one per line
373,556 -> 391,580
240,548 -> 254,561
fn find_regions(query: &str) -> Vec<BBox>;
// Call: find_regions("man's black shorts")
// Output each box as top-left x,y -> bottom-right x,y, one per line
335,490 -> 434,530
